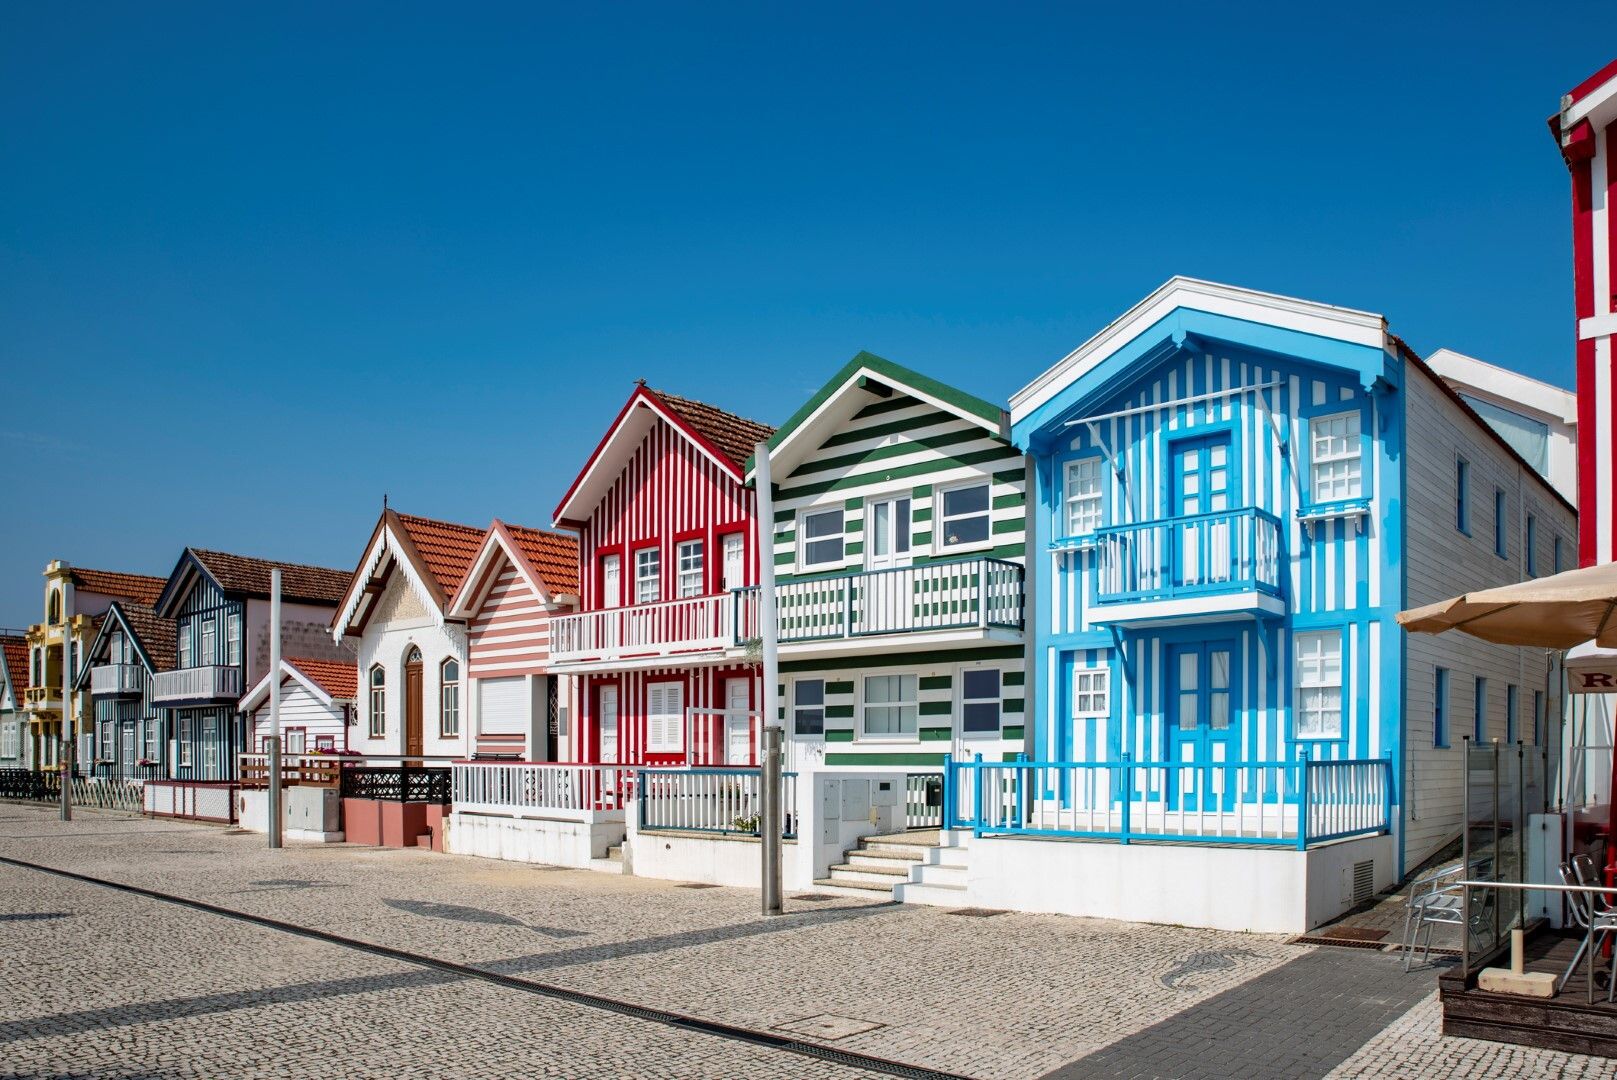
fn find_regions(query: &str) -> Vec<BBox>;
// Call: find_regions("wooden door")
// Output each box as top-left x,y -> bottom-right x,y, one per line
404,648 -> 424,757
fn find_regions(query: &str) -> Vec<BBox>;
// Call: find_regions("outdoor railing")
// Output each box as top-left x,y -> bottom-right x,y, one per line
152,665 -> 242,704
550,592 -> 748,664
945,755 -> 1390,848
89,663 -> 146,697
237,754 -> 344,789
0,769 -> 145,813
340,766 -> 452,804
906,771 -> 944,829
638,767 -> 797,838
1093,507 -> 1283,604
748,557 -> 1025,643
452,761 -> 638,818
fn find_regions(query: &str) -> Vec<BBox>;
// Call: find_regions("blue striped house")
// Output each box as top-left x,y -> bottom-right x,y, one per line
999,278 -> 1573,895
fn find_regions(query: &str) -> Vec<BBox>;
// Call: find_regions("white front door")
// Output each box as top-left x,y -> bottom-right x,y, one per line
601,554 -> 622,608
598,685 -> 619,764
725,677 -> 752,765
721,533 -> 746,591
865,496 -> 913,570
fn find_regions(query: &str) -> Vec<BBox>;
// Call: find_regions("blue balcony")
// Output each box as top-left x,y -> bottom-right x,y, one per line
1088,507 -> 1284,625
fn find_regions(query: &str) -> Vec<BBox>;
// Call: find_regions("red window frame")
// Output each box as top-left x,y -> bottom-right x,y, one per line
594,543 -> 625,610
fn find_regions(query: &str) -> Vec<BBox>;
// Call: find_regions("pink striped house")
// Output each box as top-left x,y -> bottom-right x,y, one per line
447,521 -> 579,760
549,383 -> 774,767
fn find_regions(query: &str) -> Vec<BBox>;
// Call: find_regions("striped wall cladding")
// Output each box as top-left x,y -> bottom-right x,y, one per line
770,391 -> 1026,574
580,665 -> 760,766
466,560 -> 552,679
577,415 -> 757,610
1048,353 -> 1382,636
780,644 -> 1026,765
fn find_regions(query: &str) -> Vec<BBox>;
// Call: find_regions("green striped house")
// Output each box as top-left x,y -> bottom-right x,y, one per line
749,352 -> 1029,767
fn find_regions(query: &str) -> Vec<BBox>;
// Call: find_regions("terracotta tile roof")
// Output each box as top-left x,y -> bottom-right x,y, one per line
68,568 -> 166,606
393,513 -> 487,599
648,387 -> 775,470
115,602 -> 177,673
504,523 -> 580,597
1,636 -> 27,701
190,549 -> 352,606
286,656 -> 358,701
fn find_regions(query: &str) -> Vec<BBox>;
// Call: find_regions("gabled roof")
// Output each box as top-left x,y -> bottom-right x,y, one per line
748,351 -> 1007,480
1009,277 -> 1393,446
71,601 -> 177,689
239,656 -> 358,714
65,568 -> 166,606
0,636 -> 26,708
331,509 -> 488,636
447,520 -> 579,618
553,383 -> 775,526
1554,58 -> 1617,160
155,548 -> 353,618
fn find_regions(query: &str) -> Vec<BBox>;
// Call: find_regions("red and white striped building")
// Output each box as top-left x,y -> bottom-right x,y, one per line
549,383 -> 774,767
1553,58 -> 1617,565
447,520 -> 579,760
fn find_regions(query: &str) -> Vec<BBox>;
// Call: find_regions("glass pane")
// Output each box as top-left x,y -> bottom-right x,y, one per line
865,675 -> 895,705
805,510 -> 840,539
1210,444 -> 1227,466
943,484 -> 988,516
1210,651 -> 1230,690
943,515 -> 989,546
1211,691 -> 1231,730
872,502 -> 890,557
1178,695 -> 1198,730
1182,472 -> 1199,495
1178,652 -> 1198,689
962,702 -> 999,733
895,499 -> 911,552
795,680 -> 824,706
963,668 -> 999,700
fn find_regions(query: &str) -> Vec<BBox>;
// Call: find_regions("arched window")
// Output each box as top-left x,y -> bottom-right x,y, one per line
406,645 -> 422,665
440,659 -> 460,738
368,664 -> 386,737
47,589 -> 62,625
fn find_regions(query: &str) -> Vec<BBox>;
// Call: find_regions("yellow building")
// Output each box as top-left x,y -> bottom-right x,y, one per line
22,562 -> 165,772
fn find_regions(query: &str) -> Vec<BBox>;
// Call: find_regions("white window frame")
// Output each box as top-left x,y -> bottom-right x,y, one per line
177,715 -> 193,767
440,659 -> 460,738
226,614 -> 241,666
634,546 -> 661,605
864,495 -> 913,570
600,552 -> 622,609
646,681 -> 685,754
1073,667 -> 1110,719
1308,411 -> 1364,505
798,507 -> 845,571
143,719 -> 160,763
1063,458 -> 1105,537
791,677 -> 826,737
935,480 -> 993,553
859,673 -> 919,742
285,727 -> 307,755
199,619 -> 217,665
178,629 -> 193,670
676,539 -> 705,598
1294,629 -> 1344,740
368,665 -> 386,738
958,666 -> 1002,738
2,721 -> 17,758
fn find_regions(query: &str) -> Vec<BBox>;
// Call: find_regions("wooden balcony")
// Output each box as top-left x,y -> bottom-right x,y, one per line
89,663 -> 146,697
152,665 -> 243,705
549,592 -> 750,670
23,685 -> 60,710
763,557 -> 1025,655
1087,507 -> 1285,625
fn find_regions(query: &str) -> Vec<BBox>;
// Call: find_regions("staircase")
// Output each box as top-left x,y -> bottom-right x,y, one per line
587,840 -> 627,874
815,830 -> 972,906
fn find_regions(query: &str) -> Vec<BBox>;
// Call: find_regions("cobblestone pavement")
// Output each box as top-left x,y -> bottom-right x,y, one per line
1,804 -> 1610,1079
0,857 -> 884,1079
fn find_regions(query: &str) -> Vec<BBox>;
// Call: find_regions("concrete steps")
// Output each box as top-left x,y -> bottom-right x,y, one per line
586,842 -> 627,875
823,829 -> 971,904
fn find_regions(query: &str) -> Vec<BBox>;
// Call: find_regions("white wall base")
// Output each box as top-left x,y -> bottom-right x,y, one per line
235,790 -> 344,843
960,832 -> 1394,934
628,821 -> 806,889
444,811 -> 624,869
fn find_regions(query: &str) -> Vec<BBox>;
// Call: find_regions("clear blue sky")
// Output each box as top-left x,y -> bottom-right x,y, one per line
3,3 -> 1613,628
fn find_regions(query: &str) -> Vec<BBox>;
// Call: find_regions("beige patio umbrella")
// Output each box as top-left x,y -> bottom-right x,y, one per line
1397,561 -> 1617,649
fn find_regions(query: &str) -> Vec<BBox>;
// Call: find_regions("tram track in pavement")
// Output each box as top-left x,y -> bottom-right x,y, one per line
0,852 -> 979,1080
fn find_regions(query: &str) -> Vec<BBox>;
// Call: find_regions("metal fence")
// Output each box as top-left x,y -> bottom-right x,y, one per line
638,767 -> 797,838
340,766 -> 452,804
945,754 -> 1391,848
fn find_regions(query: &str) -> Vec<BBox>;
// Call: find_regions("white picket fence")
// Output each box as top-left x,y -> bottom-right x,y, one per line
452,762 -> 638,820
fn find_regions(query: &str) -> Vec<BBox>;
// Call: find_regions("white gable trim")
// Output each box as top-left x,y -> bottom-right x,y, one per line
333,525 -> 447,640
447,526 -> 556,619
1010,277 -> 1389,423
240,660 -> 343,714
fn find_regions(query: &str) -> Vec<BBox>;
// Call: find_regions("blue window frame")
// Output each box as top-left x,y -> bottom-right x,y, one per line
1525,515 -> 1537,576
1506,684 -> 1519,744
1474,676 -> 1487,743
1456,460 -> 1470,535
1494,489 -> 1507,558
1435,668 -> 1450,747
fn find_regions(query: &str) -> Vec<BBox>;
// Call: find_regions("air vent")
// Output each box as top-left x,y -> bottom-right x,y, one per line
1352,860 -> 1375,905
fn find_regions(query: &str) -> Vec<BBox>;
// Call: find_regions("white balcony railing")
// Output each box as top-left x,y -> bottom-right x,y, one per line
452,762 -> 638,820
549,592 -> 749,665
762,557 -> 1025,642
151,665 -> 243,704
90,663 -> 146,697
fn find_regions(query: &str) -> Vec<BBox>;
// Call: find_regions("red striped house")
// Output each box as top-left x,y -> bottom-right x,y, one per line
447,521 -> 580,760
550,382 -> 774,767
1552,58 -> 1617,565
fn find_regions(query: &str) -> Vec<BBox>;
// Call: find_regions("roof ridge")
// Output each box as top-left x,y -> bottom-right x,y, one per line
190,547 -> 351,575
646,386 -> 777,434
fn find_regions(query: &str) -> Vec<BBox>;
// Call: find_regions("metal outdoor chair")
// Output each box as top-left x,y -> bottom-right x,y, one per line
1558,861 -> 1617,1003
1401,862 -> 1465,971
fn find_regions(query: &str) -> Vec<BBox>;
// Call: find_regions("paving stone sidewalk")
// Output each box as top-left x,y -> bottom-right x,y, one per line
1,803 -> 1610,1079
